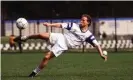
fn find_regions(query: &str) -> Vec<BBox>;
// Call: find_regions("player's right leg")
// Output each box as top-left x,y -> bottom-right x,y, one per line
28,33 -> 68,78
28,51 -> 55,78
14,33 -> 50,42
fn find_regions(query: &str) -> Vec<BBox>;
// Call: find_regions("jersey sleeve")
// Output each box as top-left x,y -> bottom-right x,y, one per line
61,22 -> 74,30
85,35 -> 99,47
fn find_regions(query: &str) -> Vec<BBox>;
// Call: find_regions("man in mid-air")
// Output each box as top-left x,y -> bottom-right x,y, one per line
14,14 -> 107,78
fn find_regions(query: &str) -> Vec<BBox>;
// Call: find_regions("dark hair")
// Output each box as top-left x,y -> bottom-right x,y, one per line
82,14 -> 92,26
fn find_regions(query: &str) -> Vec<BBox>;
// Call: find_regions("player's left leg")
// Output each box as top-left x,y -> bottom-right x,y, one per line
27,32 -> 50,40
14,33 -> 50,42
28,51 -> 55,78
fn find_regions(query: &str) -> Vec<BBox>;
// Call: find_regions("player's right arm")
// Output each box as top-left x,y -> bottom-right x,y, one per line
43,22 -> 73,30
43,22 -> 62,28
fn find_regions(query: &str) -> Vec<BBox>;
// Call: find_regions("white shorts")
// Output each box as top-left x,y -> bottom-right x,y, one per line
47,33 -> 68,57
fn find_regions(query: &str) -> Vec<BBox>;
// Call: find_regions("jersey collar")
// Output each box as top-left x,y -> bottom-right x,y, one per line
79,25 -> 89,33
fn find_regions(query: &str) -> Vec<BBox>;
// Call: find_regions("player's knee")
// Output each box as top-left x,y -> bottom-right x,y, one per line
38,34 -> 43,38
44,55 -> 51,60
44,52 -> 55,60
38,33 -> 49,40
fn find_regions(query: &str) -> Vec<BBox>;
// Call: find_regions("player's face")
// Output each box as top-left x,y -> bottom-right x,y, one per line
80,17 -> 89,27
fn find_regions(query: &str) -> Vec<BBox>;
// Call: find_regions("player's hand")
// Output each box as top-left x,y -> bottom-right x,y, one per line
43,22 -> 51,27
101,54 -> 107,62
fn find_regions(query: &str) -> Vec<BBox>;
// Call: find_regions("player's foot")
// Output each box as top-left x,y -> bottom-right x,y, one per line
14,36 -> 28,42
28,71 -> 37,78
21,36 -> 28,42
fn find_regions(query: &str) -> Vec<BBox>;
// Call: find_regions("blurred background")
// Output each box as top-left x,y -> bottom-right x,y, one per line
1,1 -> 133,53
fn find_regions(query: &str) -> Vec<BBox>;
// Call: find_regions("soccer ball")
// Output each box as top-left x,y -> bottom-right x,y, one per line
16,18 -> 28,29
103,50 -> 108,56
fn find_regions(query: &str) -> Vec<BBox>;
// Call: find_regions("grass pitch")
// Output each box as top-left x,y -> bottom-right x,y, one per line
1,52 -> 133,80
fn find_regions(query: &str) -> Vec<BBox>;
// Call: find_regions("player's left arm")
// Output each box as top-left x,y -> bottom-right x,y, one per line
85,35 -> 107,61
95,44 -> 107,61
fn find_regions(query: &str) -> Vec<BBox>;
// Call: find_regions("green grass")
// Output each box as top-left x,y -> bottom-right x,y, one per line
1,52 -> 133,80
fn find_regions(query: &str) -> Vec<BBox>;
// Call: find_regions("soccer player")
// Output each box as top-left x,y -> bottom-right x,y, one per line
14,14 -> 107,78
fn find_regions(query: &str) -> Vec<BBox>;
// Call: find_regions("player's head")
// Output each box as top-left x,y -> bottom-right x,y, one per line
80,14 -> 91,27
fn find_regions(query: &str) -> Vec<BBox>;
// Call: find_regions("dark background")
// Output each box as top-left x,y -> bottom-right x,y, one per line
1,1 -> 133,20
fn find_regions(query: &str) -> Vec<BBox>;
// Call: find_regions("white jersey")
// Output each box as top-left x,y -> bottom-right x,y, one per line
61,22 -> 99,48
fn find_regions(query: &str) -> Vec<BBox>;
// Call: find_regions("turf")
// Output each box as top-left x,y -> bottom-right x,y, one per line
1,52 -> 133,80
